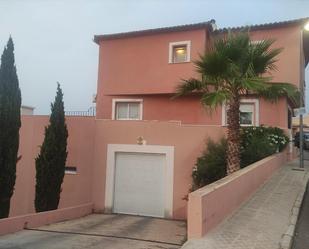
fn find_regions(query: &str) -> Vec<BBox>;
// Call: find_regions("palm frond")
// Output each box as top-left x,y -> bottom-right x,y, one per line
174,31 -> 296,112
250,39 -> 283,74
201,90 -> 231,109
239,76 -> 273,92
257,82 -> 298,102
174,78 -> 206,98
194,52 -> 228,81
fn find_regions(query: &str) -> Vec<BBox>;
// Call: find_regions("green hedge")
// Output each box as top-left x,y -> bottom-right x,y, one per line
240,126 -> 289,168
191,126 -> 289,191
191,139 -> 227,191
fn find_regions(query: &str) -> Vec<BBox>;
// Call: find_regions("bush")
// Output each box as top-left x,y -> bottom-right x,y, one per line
240,126 -> 289,167
191,126 -> 289,191
240,134 -> 276,168
191,138 -> 227,191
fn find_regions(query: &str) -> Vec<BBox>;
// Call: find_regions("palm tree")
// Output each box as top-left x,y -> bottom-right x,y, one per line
175,32 -> 297,175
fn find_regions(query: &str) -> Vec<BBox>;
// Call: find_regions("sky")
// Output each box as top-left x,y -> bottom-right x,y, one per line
0,0 -> 308,114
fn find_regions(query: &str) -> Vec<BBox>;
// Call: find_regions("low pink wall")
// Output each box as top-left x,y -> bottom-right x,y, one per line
0,203 -> 93,236
187,152 -> 287,239
10,116 -> 95,217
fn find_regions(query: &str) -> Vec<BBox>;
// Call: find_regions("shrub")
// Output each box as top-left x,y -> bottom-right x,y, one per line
0,38 -> 21,218
35,83 -> 68,212
240,126 -> 289,167
240,134 -> 276,168
191,126 -> 289,191
191,138 -> 227,191
265,127 -> 290,152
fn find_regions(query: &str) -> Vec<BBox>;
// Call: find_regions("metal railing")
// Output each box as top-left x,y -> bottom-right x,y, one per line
65,107 -> 96,117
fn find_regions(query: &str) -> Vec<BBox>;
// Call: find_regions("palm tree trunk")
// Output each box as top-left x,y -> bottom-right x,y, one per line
226,96 -> 241,175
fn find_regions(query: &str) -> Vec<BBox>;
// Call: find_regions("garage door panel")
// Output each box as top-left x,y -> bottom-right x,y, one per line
113,152 -> 165,217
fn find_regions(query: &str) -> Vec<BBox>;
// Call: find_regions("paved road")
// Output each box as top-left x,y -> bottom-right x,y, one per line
292,149 -> 309,249
292,182 -> 309,249
0,214 -> 187,249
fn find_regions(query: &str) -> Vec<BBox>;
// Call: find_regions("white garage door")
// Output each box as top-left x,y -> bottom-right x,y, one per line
113,152 -> 165,218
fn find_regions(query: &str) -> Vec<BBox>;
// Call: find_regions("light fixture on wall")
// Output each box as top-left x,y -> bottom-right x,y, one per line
137,136 -> 146,145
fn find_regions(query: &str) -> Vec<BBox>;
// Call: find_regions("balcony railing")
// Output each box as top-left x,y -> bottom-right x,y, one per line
65,107 -> 96,117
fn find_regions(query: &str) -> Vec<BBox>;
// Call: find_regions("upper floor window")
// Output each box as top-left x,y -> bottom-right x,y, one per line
169,41 -> 191,63
112,99 -> 143,120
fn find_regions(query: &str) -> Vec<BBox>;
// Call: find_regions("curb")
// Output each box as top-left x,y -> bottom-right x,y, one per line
279,181 -> 308,249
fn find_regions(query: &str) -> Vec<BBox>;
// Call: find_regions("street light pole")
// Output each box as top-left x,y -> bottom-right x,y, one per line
300,113 -> 304,168
296,20 -> 308,170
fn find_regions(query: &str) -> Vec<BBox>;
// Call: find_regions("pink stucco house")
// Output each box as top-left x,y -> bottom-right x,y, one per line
7,18 -> 309,226
89,18 -> 308,219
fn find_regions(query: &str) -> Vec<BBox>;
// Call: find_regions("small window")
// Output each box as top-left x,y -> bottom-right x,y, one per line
113,100 -> 142,120
65,166 -> 77,174
240,104 -> 254,126
169,41 -> 191,63
173,45 -> 187,63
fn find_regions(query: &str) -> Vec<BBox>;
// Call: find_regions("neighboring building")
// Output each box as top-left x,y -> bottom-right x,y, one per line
21,105 -> 34,115
292,114 -> 309,133
90,18 -> 309,220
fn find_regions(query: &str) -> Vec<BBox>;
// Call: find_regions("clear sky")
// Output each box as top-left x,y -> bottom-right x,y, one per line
0,0 -> 308,114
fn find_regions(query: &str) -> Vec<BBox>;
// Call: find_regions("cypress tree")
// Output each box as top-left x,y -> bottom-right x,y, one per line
0,37 -> 21,218
35,83 -> 68,212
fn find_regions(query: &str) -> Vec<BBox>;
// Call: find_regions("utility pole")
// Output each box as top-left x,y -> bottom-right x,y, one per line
300,113 -> 304,168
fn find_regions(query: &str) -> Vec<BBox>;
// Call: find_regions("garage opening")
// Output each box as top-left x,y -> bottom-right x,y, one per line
113,152 -> 166,218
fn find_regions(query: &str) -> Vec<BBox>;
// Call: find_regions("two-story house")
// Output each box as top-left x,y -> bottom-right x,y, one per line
91,18 -> 309,220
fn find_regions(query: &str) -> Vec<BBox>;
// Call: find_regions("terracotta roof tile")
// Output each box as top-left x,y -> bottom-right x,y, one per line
94,19 -> 216,44
214,17 -> 309,34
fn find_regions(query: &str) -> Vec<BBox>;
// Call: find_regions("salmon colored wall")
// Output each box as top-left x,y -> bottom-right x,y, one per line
96,25 -> 302,124
96,29 -> 207,120
248,25 -> 302,88
10,116 -> 95,217
259,97 -> 288,129
99,95 -> 222,125
98,94 -> 289,128
187,152 -> 287,239
97,29 -> 206,95
0,203 -> 93,236
92,119 -> 226,220
7,116 -> 293,222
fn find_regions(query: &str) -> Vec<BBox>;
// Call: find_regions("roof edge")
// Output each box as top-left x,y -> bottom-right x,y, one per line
213,17 -> 309,34
93,19 -> 216,44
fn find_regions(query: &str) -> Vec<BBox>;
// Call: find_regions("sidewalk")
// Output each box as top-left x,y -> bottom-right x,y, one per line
182,159 -> 309,249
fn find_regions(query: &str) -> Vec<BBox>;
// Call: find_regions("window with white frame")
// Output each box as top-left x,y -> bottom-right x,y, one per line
169,41 -> 191,63
222,99 -> 259,126
113,99 -> 142,120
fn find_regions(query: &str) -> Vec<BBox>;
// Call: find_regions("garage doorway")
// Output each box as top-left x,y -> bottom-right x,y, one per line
114,152 -> 165,217
105,144 -> 174,218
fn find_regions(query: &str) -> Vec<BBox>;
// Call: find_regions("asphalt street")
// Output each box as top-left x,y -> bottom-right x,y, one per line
292,150 -> 309,249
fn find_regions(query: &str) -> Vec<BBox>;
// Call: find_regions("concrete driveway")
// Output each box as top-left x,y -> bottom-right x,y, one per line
0,214 -> 186,249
